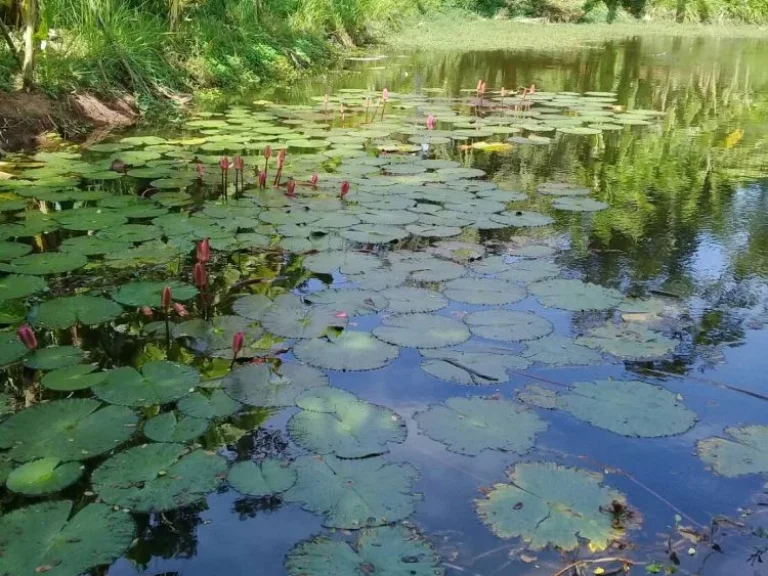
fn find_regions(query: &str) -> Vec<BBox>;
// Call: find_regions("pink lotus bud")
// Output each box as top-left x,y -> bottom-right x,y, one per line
232,331 -> 245,361
219,156 -> 229,172
258,171 -> 267,188
476,79 -> 483,93
382,88 -> 389,102
173,302 -> 189,318
277,148 -> 286,169
161,286 -> 172,311
310,173 -> 318,187
285,179 -> 297,198
233,155 -> 244,171
17,325 -> 37,351
426,115 -> 435,130
334,311 -> 348,320
195,163 -> 205,177
141,306 -> 153,318
196,237 -> 211,264
263,145 -> 272,160
193,262 -> 208,288
340,180 -> 350,200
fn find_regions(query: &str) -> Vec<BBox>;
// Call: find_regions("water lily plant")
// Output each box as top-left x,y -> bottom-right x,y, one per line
285,179 -> 297,198
380,88 -> 389,120
219,156 -> 230,199
340,180 -> 350,201
309,173 -> 318,188
17,325 -> 37,351
196,238 -> 211,264
258,170 -> 267,189
233,155 -> 245,195
231,331 -> 245,367
263,145 -> 272,181
274,148 -> 286,187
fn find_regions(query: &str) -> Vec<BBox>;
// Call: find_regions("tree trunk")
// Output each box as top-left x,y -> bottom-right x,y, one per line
676,0 -> 686,21
21,0 -> 38,90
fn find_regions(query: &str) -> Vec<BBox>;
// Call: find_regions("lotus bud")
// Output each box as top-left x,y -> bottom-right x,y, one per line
17,325 -> 37,351
426,115 -> 435,130
277,148 -> 286,169
233,155 -> 244,171
193,262 -> 208,288
285,179 -> 297,198
382,88 -> 389,102
340,180 -> 350,200
476,79 -> 483,94
196,237 -> 211,264
480,81 -> 487,95
161,286 -> 172,311
258,170 -> 267,188
195,163 -> 205,177
141,306 -> 153,318
218,156 -> 229,172
263,145 -> 272,160
310,173 -> 318,187
173,302 -> 189,317
334,311 -> 348,320
232,331 -> 245,361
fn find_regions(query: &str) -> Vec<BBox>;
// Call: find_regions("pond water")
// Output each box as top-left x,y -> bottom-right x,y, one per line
1,35 -> 768,576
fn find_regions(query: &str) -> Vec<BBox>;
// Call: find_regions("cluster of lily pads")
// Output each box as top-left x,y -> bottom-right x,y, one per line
0,86 -> 764,576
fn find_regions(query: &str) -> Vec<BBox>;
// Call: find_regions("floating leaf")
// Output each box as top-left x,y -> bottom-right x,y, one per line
303,251 -> 382,275
24,346 -> 84,370
475,462 -> 628,551
289,388 -> 406,457
92,443 -> 227,512
305,289 -> 388,316
420,344 -> 530,385
464,310 -> 553,342
93,361 -> 199,407
232,294 -> 272,320
0,331 -> 27,367
552,197 -> 608,212
380,286 -> 448,314
0,241 -> 32,261
0,501 -> 135,576
143,412 -> 209,443
223,363 -> 328,407
490,211 -> 554,227
56,209 -> 127,231
177,389 -> 241,419
374,313 -> 470,348
0,274 -> 47,302
6,457 -> 82,495
34,295 -> 123,329
697,425 -> 768,477
173,316 -> 264,357
260,294 -> 348,338
111,281 -> 198,308
0,398 -> 137,462
577,323 -> 678,359
294,331 -> 399,371
529,279 -> 623,311
228,459 -> 297,497
41,364 -> 108,391
340,225 -> 409,244
285,525 -> 443,576
521,336 -> 602,366
443,278 -> 526,305
0,252 -> 87,275
415,397 -> 546,455
284,455 -> 419,528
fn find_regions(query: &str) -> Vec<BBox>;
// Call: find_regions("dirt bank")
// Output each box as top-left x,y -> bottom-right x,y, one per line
0,92 -> 139,152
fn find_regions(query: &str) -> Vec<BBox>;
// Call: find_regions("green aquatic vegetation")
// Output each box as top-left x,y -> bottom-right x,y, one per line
228,459 -> 297,498
529,279 -> 624,311
373,313 -> 471,348
93,361 -> 199,407
294,331 -> 399,371
5,458 -> 83,496
34,295 -> 123,330
697,425 -> 768,477
143,412 -> 210,443
464,310 -> 553,342
223,363 -> 329,407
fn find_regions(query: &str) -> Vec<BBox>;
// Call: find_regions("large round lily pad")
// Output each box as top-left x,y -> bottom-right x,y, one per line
529,279 -> 623,311
223,362 -> 328,407
41,364 -> 109,391
294,331 -> 399,371
303,251 -> 382,275
415,397 -> 546,455
0,331 -> 28,367
475,462 -> 629,551
34,295 -> 123,329
173,316 -> 264,357
442,278 -> 526,305
286,525 -> 443,576
24,346 -> 84,370
0,398 -> 138,462
93,361 -> 199,407
143,412 -> 209,443
373,313 -> 470,349
6,457 -> 83,495
697,425 -> 768,477
380,286 -> 448,314
521,336 -> 603,366
92,443 -> 227,512
232,294 -> 272,321
260,294 -> 348,339
576,323 -> 678,359
0,274 -> 47,302
228,459 -> 297,497
111,281 -> 198,308
420,344 -> 530,385
0,252 -> 88,275
284,455 -> 419,529
305,289 -> 388,316
464,310 -> 553,342
288,388 -> 406,458
177,389 -> 241,419
0,501 -> 135,576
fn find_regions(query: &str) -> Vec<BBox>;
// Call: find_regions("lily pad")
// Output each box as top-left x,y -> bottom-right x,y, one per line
285,525 -> 443,576
0,274 -> 47,302
552,197 -> 609,212
284,455 -> 419,528
223,362 -> 328,407
415,397 -> 546,455
294,331 -> 399,371
260,294 -> 348,339
92,443 -> 227,512
111,281 -> 198,308
303,251 -> 382,275
41,364 -> 108,391
0,331 -> 28,367
305,289 -> 388,316
288,388 -> 406,457
577,323 -> 678,359
529,279 -> 623,311
93,361 -> 199,407
0,398 -> 138,462
143,412 -> 209,443
521,336 -> 603,366
228,459 -> 297,497
339,225 -> 409,244
232,294 -> 272,321
56,209 -> 127,231
24,346 -> 84,370
177,389 -> 241,419
34,295 -> 123,329
697,425 -> 768,477
6,457 -> 83,495
0,501 -> 135,576
172,316 -> 264,357
380,286 -> 448,314
464,310 -> 553,342
0,252 -> 87,275
443,278 -> 526,305
420,344 -> 530,385
0,241 -> 32,261
373,313 -> 470,349
490,211 -> 554,227
475,462 -> 628,551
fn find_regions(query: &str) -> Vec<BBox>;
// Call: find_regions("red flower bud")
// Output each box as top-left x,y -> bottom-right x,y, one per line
196,237 -> 211,264
161,286 -> 172,311
264,145 -> 272,160
232,331 -> 245,360
426,115 -> 435,130
340,180 -> 350,200
285,179 -> 297,198
310,173 -> 318,187
258,171 -> 267,188
173,302 -> 189,317
476,79 -> 483,93
277,148 -> 286,169
382,88 -> 389,102
193,262 -> 208,288
233,155 -> 244,171
480,81 -> 487,95
17,325 -> 37,351
219,156 -> 230,172
141,306 -> 153,318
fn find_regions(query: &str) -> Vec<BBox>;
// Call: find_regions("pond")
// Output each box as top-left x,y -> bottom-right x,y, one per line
1,34 -> 768,576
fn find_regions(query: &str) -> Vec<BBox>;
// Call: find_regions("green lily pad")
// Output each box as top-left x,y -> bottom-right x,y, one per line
0,501 -> 135,576
173,316 -> 264,357
0,331 -> 28,367
111,281 -> 198,308
288,388 -> 406,457
490,211 -> 554,227
0,274 -> 47,302
387,252 -> 467,282
260,294 -> 348,339
339,225 -> 409,244
521,336 -> 603,366
373,313 -> 470,348
346,268 -> 408,290
92,443 -> 227,512
380,286 -> 448,314
415,397 -> 546,455
284,455 -> 419,528
143,412 -> 209,443
552,197 -> 609,212
24,346 -> 84,370
41,364 -> 108,391
228,459 -> 297,497
697,425 -> 768,477
56,209 -> 127,231
294,331 -> 399,371
59,236 -> 130,256
286,525 -> 443,576
0,241 -> 32,261
6,457 -> 83,495
0,252 -> 87,275
464,310 -> 553,342
520,380 -> 697,437
529,279 -> 623,311
305,289 -> 388,316
34,295 -> 123,329
93,361 -> 199,407
577,323 -> 678,359
0,398 -> 138,462
177,389 -> 241,419
223,362 -> 328,407
443,278 -> 527,305
475,462 -> 628,551
420,344 -> 530,385
231,294 -> 272,321
99,223 -> 161,243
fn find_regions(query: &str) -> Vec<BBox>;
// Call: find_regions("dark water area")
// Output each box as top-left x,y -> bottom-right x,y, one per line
1,35 -> 768,576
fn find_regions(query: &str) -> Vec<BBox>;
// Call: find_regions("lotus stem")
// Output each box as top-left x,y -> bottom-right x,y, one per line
380,101 -> 386,121
371,99 -> 381,124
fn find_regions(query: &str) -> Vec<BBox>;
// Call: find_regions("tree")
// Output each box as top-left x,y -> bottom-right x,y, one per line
19,0 -> 37,89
